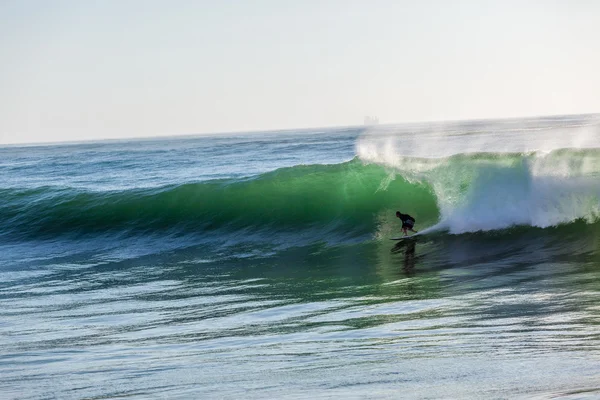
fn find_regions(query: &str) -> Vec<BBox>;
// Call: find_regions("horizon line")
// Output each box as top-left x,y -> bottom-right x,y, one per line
1,111 -> 598,149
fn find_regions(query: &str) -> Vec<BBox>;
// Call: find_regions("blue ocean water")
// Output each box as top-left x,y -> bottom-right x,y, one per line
1,116 -> 600,399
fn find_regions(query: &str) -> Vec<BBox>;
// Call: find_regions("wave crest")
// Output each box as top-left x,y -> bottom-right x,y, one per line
358,129 -> 600,234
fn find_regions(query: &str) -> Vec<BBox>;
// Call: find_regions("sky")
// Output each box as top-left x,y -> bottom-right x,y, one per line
1,0 -> 599,144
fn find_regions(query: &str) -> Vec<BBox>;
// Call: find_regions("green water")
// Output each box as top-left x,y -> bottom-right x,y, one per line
1,121 -> 600,399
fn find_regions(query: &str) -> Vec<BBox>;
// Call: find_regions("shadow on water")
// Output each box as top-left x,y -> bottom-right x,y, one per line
390,239 -> 417,276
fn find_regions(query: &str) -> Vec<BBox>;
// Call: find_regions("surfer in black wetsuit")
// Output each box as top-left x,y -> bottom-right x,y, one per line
396,211 -> 417,236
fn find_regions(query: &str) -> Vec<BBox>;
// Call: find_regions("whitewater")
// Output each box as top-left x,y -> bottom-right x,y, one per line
1,114 -> 600,399
357,114 -> 600,234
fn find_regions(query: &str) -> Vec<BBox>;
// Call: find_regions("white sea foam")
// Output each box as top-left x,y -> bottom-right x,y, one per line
357,115 -> 600,233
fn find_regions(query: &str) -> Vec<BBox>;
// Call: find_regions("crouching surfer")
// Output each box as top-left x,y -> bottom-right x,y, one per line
396,211 -> 417,236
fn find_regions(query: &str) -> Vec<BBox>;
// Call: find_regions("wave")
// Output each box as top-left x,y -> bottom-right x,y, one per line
0,160 -> 437,240
357,136 -> 600,234
2,149 -> 599,242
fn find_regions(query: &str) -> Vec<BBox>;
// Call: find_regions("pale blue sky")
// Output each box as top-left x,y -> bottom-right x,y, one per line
1,0 -> 599,144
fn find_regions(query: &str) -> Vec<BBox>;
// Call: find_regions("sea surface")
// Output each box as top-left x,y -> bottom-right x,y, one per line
1,115 -> 600,399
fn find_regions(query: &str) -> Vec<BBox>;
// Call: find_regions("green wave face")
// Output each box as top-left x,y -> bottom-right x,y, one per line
0,159 -> 439,239
3,148 -> 599,241
195,160 -> 439,230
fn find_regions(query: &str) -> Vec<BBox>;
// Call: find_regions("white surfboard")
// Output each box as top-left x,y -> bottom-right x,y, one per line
389,224 -> 442,240
390,233 -> 421,240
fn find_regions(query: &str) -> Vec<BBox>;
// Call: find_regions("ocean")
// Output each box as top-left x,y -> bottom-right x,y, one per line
1,114 -> 600,399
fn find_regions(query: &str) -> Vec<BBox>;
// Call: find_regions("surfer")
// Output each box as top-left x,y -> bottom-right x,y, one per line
396,211 -> 417,236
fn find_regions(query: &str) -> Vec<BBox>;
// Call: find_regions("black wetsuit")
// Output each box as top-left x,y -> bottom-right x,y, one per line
398,213 -> 415,229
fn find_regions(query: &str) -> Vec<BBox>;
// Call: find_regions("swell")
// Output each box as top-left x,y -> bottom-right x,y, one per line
0,159 -> 437,240
3,149 -> 600,243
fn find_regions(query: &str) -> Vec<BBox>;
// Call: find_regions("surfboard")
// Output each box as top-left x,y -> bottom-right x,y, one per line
390,234 -> 419,240
389,224 -> 442,240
